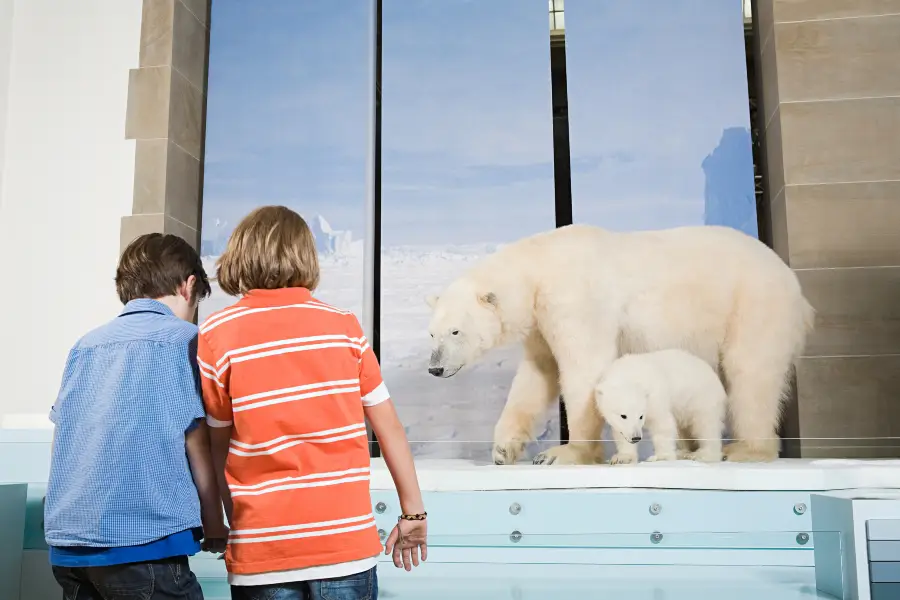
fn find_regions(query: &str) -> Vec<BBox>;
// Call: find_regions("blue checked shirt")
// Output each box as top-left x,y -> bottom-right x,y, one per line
44,299 -> 206,548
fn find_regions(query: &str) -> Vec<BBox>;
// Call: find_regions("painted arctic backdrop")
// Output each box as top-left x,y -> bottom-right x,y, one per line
199,0 -> 757,461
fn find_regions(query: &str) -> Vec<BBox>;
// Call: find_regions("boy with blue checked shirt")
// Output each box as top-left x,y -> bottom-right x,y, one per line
44,233 -> 228,599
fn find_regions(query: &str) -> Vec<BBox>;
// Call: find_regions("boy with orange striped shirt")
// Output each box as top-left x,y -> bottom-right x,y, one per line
198,206 -> 427,600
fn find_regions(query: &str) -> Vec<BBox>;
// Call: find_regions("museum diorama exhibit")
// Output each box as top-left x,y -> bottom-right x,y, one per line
1,0 -> 899,598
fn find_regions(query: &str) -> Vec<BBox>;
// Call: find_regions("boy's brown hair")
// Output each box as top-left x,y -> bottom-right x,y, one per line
216,205 -> 320,296
116,233 -> 211,304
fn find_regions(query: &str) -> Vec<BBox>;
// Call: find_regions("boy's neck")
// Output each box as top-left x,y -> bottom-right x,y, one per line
151,295 -> 196,323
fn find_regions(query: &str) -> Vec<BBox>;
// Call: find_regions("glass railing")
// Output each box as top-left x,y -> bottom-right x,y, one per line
190,531 -> 844,600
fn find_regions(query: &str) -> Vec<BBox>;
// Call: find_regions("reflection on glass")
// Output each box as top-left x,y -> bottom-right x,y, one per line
381,0 -> 556,460
565,0 -> 757,238
199,1 -> 370,323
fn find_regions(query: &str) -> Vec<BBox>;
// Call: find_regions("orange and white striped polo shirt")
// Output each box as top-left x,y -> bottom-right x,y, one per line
197,287 -> 386,582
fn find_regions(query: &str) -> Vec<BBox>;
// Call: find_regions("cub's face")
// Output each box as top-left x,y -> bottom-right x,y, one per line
594,380 -> 647,444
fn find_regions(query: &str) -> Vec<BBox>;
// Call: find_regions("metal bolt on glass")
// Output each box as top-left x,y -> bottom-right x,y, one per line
509,502 -> 522,515
649,503 -> 662,515
793,503 -> 807,515
510,530 -> 522,543
375,501 -> 387,514
651,531 -> 663,544
378,529 -> 387,541
796,532 -> 810,545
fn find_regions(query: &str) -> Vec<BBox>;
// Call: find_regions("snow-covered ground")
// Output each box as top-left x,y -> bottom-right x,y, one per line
199,242 -> 559,461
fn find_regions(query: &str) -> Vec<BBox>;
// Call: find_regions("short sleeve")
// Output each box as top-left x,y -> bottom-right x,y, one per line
49,346 -> 79,425
174,335 -> 206,429
351,316 -> 390,408
198,330 -> 233,427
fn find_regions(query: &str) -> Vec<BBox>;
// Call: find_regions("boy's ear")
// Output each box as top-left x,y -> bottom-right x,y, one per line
425,294 -> 439,309
180,275 -> 197,302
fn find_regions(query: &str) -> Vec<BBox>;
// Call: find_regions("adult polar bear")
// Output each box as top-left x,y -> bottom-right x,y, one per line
425,223 -> 814,466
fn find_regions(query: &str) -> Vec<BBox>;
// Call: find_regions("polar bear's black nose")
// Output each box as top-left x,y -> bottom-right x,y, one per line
630,435 -> 642,444
428,367 -> 444,377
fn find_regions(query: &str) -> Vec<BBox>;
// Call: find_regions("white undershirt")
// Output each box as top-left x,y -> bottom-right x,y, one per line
228,555 -> 379,586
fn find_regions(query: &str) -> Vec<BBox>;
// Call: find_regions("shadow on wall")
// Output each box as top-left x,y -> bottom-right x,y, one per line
702,127 -> 758,239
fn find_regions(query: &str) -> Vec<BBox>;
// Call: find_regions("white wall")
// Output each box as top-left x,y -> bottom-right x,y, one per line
0,0 -> 143,427
0,0 -> 15,203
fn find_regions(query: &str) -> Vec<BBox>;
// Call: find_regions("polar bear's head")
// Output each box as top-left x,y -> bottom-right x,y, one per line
425,279 -> 503,378
594,375 -> 648,445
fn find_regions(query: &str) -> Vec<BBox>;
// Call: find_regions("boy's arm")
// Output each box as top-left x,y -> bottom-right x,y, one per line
364,401 -> 424,516
356,322 -> 424,516
185,421 -> 227,540
181,335 -> 229,547
208,425 -> 234,524
197,331 -> 235,525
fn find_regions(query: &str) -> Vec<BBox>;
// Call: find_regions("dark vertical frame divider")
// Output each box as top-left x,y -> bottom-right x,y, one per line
550,34 -> 573,445
367,4 -> 575,457
745,0 -> 796,457
366,0 -> 383,458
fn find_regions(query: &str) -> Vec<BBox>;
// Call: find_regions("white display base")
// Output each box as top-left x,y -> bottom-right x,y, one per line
369,458 -> 900,492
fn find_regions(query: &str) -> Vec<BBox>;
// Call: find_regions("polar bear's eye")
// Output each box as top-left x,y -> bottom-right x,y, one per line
451,330 -> 459,335
620,414 -> 627,420
639,415 -> 644,420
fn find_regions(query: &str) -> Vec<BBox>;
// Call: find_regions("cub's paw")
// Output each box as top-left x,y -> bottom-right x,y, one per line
492,440 -> 526,465
646,453 -> 678,462
609,453 -> 637,465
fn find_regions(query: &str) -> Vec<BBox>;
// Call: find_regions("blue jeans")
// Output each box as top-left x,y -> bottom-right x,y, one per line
51,555 -> 204,599
230,567 -> 378,600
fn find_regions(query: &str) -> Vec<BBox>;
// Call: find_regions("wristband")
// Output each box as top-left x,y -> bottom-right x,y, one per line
398,512 -> 427,521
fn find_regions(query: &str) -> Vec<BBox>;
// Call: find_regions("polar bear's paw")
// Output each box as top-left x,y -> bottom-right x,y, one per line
646,453 -> 678,463
723,441 -> 778,463
688,448 -> 724,463
492,440 -> 526,465
532,444 -> 597,466
608,453 -> 637,465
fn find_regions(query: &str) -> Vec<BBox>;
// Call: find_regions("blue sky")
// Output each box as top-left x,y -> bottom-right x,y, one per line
202,0 -> 755,247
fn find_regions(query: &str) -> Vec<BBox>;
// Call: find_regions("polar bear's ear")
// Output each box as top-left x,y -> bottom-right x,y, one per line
479,292 -> 498,309
425,294 -> 439,309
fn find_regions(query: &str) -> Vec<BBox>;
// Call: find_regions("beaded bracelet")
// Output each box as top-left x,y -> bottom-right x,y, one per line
398,511 -> 427,521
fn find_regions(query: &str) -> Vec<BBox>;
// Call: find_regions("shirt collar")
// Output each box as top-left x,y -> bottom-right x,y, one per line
120,298 -> 176,317
242,287 -> 312,307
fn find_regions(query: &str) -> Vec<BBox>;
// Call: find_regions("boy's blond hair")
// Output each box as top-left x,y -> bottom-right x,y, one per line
216,205 -> 320,296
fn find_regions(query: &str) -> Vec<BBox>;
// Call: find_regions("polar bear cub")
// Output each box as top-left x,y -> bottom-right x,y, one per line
594,349 -> 726,464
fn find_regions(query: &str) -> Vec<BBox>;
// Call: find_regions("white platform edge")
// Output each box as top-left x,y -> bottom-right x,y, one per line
369,458 -> 900,492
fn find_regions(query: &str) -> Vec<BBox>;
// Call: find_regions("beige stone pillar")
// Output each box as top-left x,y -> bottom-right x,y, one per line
122,0 -> 210,252
755,0 -> 900,457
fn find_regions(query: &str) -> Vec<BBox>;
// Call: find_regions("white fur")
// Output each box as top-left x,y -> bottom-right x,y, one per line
595,349 -> 726,465
425,224 -> 815,466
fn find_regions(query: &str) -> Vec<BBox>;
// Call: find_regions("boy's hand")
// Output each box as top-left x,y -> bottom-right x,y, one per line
202,521 -> 229,553
202,536 -> 227,554
384,518 -> 427,571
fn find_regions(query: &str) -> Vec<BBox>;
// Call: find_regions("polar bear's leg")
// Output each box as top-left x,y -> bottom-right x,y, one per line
646,412 -> 679,462
532,386 -> 605,466
492,334 -> 559,465
688,403 -> 725,463
721,364 -> 785,462
531,341 -> 613,466
676,424 -> 696,459
721,310 -> 799,463
609,428 -> 639,465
